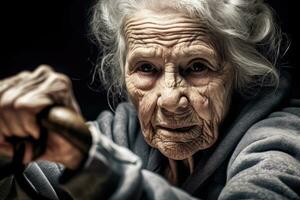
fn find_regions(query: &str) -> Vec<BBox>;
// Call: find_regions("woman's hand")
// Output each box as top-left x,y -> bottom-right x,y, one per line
0,65 -> 84,169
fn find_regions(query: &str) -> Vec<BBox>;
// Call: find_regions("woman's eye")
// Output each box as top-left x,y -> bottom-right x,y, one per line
184,61 -> 208,75
137,62 -> 158,73
190,62 -> 207,72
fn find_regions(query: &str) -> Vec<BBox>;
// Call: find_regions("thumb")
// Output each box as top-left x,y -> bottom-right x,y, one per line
0,140 -> 13,159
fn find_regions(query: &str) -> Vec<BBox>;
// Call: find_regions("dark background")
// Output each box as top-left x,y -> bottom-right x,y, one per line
0,0 -> 299,120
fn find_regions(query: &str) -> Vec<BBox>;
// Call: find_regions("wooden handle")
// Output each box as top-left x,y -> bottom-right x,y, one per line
39,106 -> 92,155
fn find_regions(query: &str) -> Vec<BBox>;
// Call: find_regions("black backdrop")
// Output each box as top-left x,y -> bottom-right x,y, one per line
0,0 -> 299,120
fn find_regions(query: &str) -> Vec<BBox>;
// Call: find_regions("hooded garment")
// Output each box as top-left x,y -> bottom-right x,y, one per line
0,72 -> 300,200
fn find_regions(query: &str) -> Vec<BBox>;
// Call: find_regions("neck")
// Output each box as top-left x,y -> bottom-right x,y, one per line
165,156 -> 194,186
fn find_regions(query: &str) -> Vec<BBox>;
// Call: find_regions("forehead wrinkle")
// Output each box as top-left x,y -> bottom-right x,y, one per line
125,26 -> 209,49
128,39 -> 207,51
125,23 -> 208,42
126,24 -> 208,34
126,29 -> 212,56
127,30 -> 208,41
125,10 -> 219,67
124,11 -> 206,31
124,12 -> 210,49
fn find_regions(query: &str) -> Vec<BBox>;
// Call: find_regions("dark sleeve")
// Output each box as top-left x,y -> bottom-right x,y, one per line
60,123 -> 199,200
219,107 -> 300,200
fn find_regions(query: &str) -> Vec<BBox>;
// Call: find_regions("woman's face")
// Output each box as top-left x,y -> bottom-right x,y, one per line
124,10 -> 234,160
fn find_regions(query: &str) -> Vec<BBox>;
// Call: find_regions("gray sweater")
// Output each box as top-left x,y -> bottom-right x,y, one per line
1,74 -> 300,199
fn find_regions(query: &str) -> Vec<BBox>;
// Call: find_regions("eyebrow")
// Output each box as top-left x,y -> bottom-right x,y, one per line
126,47 -> 161,63
126,45 -> 220,71
171,45 -> 219,69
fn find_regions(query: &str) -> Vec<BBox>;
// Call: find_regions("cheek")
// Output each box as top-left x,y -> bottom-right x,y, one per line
204,77 -> 233,122
125,73 -> 159,130
126,74 -> 158,110
188,75 -> 233,124
186,73 -> 211,87
125,73 -> 157,92
188,86 -> 212,122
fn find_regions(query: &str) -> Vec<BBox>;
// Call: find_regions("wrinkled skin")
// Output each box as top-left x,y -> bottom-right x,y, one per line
0,66 -> 83,169
0,9 -> 234,185
124,10 -> 234,179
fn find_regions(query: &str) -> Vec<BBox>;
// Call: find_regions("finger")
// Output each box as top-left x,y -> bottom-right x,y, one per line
0,140 -> 13,158
23,142 -> 33,165
0,77 -> 34,137
2,109 -> 28,137
12,70 -> 77,114
18,65 -> 53,88
1,66 -> 53,110
33,65 -> 53,77
18,110 -> 40,140
0,115 -> 12,137
0,82 -> 25,108
0,71 -> 30,94
0,133 -> 13,158
0,132 -> 4,141
0,81 -> 12,95
12,71 -> 60,112
38,132 -> 71,163
44,73 -> 80,111
14,92 -> 53,113
45,73 -> 71,95
31,73 -> 71,107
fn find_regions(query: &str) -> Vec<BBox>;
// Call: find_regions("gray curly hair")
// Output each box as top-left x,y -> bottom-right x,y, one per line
90,0 -> 284,99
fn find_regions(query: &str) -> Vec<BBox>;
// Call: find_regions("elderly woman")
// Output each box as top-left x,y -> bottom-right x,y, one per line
0,0 -> 299,199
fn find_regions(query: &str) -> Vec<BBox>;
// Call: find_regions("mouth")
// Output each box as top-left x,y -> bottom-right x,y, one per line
156,125 -> 197,133
154,124 -> 202,142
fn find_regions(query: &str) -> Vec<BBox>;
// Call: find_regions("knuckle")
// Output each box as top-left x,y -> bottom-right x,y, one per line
14,131 -> 27,137
0,87 -> 22,109
0,122 -> 8,136
18,71 -> 30,78
37,65 -> 53,73
2,131 -> 11,137
53,73 -> 71,87
0,71 -> 30,92
13,97 -> 29,110
23,123 -> 34,136
0,94 -> 14,109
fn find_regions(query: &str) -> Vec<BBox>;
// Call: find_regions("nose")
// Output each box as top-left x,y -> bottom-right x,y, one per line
157,88 -> 189,113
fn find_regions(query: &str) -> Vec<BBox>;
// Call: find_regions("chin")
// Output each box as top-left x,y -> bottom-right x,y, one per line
141,121 -> 219,160
158,143 -> 197,160
155,140 -> 213,160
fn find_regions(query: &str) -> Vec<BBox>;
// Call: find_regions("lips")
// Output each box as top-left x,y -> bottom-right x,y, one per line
154,124 -> 203,142
156,125 -> 197,133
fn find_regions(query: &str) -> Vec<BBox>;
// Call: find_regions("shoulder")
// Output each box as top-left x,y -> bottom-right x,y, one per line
227,99 -> 300,176
233,100 -> 300,154
219,101 -> 300,199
